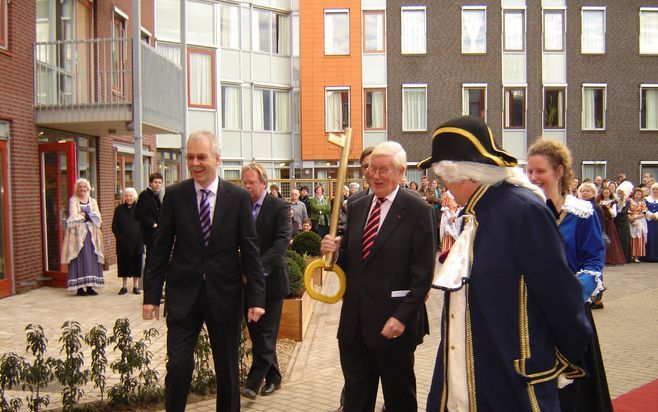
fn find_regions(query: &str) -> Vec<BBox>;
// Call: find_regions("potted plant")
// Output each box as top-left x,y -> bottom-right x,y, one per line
279,250 -> 315,341
290,231 -> 325,286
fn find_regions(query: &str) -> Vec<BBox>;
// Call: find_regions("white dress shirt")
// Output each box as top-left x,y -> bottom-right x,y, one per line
194,177 -> 219,224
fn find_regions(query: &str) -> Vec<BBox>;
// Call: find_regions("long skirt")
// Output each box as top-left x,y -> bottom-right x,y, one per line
642,219 -> 658,261
603,218 -> 626,265
66,230 -> 104,290
117,253 -> 143,278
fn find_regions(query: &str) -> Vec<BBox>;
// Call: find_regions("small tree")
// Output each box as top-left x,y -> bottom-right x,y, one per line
107,318 -> 138,407
290,231 -> 322,257
54,321 -> 89,411
84,324 -> 108,403
135,328 -> 163,403
0,353 -> 25,412
23,324 -> 55,412
190,327 -> 216,396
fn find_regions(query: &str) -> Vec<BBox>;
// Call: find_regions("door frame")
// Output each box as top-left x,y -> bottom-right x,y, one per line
0,141 -> 12,298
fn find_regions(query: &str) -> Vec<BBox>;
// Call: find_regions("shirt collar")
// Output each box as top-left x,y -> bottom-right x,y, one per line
253,190 -> 267,207
194,176 -> 219,195
375,184 -> 400,204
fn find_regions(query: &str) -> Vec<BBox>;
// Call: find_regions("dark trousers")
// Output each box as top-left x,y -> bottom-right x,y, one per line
165,285 -> 241,412
339,332 -> 417,412
245,298 -> 284,391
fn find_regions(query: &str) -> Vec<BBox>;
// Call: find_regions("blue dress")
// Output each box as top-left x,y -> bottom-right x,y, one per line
643,197 -> 658,261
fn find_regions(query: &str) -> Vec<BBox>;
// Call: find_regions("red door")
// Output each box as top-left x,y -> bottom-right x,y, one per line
39,142 -> 77,287
0,141 -> 12,298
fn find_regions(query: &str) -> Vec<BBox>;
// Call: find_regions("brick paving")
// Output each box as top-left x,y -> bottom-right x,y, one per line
0,262 -> 655,411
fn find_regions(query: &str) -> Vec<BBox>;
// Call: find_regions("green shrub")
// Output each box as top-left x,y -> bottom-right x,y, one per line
290,231 -> 322,257
286,250 -> 305,297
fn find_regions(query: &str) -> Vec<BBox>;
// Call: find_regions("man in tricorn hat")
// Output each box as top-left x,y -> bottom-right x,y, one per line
421,116 -> 592,411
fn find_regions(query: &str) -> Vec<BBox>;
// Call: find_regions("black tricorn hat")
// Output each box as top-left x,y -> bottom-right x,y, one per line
417,116 -> 517,169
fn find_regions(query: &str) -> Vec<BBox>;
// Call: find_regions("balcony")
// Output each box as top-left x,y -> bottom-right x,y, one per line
34,38 -> 184,136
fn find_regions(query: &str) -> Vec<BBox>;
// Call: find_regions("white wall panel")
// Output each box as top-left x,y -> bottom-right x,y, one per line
188,110 -> 217,135
156,133 -> 183,149
362,0 -> 386,9
222,131 -> 243,158
272,56 -> 292,85
243,132 -> 253,160
362,55 -> 387,86
543,53 -> 566,84
363,131 -> 387,148
241,53 -> 252,81
502,130 -> 527,161
253,54 -> 272,83
253,132 -> 273,158
273,133 -> 293,158
221,49 -> 241,81
542,129 -> 566,145
502,54 -> 526,84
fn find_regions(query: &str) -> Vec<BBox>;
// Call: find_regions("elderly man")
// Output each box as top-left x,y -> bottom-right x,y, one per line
420,116 -> 592,412
289,189 -> 308,234
321,141 -> 435,411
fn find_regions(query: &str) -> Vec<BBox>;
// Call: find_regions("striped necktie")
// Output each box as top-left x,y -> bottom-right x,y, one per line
362,197 -> 385,261
199,189 -> 212,246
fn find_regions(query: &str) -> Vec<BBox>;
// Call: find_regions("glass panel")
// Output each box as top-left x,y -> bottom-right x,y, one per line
544,89 -> 565,128
582,9 -> 605,53
365,90 -> 385,129
465,88 -> 485,118
156,0 -> 181,41
641,87 -> 658,129
401,9 -> 426,54
221,3 -> 240,49
254,9 -> 271,52
43,151 -> 70,272
462,9 -> 486,53
402,87 -> 427,131
505,89 -> 525,128
324,11 -> 349,55
544,11 -> 564,51
640,10 -> 658,54
77,137 -> 97,197
504,11 -> 524,51
187,0 -> 215,45
364,11 -> 384,52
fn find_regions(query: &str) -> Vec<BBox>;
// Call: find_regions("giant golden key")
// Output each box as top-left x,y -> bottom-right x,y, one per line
303,128 -> 351,304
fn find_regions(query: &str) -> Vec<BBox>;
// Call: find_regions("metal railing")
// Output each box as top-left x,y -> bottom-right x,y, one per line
226,178 -> 367,200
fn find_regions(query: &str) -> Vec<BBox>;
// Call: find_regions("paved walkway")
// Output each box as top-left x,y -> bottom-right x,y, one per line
0,262 -> 656,411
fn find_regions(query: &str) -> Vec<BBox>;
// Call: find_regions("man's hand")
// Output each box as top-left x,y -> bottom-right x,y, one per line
143,304 -> 160,320
320,235 -> 341,255
380,317 -> 405,339
247,307 -> 265,323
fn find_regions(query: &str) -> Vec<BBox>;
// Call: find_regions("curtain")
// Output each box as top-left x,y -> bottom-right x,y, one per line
544,11 -> 563,51
254,89 -> 265,130
222,86 -> 240,129
365,12 -> 384,51
583,88 -> 595,129
402,10 -> 426,53
157,43 -> 180,66
582,10 -> 604,53
403,88 -> 426,131
254,10 -> 270,52
275,91 -> 290,132
326,91 -> 343,131
371,91 -> 384,128
189,52 -> 212,106
645,88 -> 658,129
221,4 -> 239,49
640,11 -> 658,54
276,14 -> 290,55
504,11 -> 523,51
462,9 -> 485,53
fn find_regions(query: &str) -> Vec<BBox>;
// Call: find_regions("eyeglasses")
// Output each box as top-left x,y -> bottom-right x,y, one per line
367,166 -> 395,177
186,154 -> 209,162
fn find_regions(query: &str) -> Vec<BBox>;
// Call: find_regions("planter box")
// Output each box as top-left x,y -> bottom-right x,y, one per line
304,256 -> 326,287
278,290 -> 315,341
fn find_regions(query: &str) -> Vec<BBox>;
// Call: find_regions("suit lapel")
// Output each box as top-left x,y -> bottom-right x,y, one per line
255,194 -> 270,227
366,190 -> 407,263
184,180 -> 204,247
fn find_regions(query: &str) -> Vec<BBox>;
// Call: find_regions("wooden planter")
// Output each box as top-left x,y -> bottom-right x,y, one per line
304,256 -> 326,287
278,290 -> 315,341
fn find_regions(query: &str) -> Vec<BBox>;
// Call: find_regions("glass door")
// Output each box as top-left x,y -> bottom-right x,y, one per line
0,141 -> 11,298
39,142 -> 76,287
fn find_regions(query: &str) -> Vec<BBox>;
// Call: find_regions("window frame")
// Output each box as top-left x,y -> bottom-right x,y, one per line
543,9 -> 565,52
324,9 -> 350,56
640,7 -> 658,55
543,86 -> 566,129
462,84 -> 487,121
364,88 -> 387,130
581,83 -> 607,131
503,87 -> 526,129
401,6 -> 427,55
254,88 -> 292,132
402,84 -> 428,132
0,0 -> 7,50
325,87 -> 351,132
112,11 -> 128,95
186,47 -> 216,109
461,6 -> 487,54
581,7 -> 606,54
221,83 -> 242,130
581,161 -> 607,182
220,2 -> 240,50
503,9 -> 525,52
363,10 -> 386,53
640,84 -> 658,131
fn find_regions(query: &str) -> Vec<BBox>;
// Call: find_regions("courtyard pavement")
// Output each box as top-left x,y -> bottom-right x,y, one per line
0,261 -> 655,411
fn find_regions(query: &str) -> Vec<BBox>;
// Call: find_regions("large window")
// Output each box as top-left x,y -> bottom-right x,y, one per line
401,6 -> 426,54
402,85 -> 427,131
325,88 -> 350,132
640,8 -> 658,54
641,85 -> 658,130
324,9 -> 349,55
582,7 -> 605,54
462,7 -> 486,54
253,9 -> 290,55
365,89 -> 386,130
221,84 -> 241,129
504,88 -> 525,129
503,10 -> 525,52
112,11 -> 127,94
543,10 -> 564,51
254,89 -> 291,132
187,0 -> 215,45
363,11 -> 385,53
220,3 -> 239,49
582,162 -> 607,182
1,0 -> 7,50
582,84 -> 606,130
462,85 -> 486,119
187,48 -> 215,108
544,88 -> 565,129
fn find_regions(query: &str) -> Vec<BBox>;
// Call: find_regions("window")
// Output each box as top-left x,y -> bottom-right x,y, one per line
641,162 -> 658,183
582,84 -> 606,130
402,85 -> 427,131
544,88 -> 565,129
325,88 -> 350,132
503,10 -> 525,52
401,7 -> 426,54
640,8 -> 658,54
365,89 -> 386,130
157,42 -> 181,65
187,48 -> 215,108
253,9 -> 291,55
157,150 -> 182,187
325,9 -> 349,55
187,0 -> 215,45
1,0 -> 7,50
462,85 -> 486,119
543,10 -> 564,51
641,85 -> 658,130
363,11 -> 385,53
462,7 -> 486,54
582,8 -> 605,54
221,85 -> 241,129
582,162 -> 607,182
221,3 -> 240,49
504,88 -> 525,128
0,121 -> 8,139
255,89 -> 291,132
112,12 -> 128,93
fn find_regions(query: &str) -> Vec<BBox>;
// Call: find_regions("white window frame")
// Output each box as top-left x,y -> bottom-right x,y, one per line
254,88 -> 292,132
220,2 -> 240,49
581,161 -> 607,182
402,84 -> 428,132
503,86 -> 526,129
640,84 -> 658,130
0,121 -> 9,139
503,9 -> 525,52
461,6 -> 487,54
543,86 -> 567,130
640,161 -> 658,183
582,83 -> 607,131
325,87 -> 351,132
401,6 -> 427,55
221,83 -> 241,130
581,7 -> 606,54
640,7 -> 658,55
363,10 -> 386,53
543,9 -> 565,52
324,9 -> 350,56
364,88 -> 387,130
462,83 -> 487,121
0,0 -> 6,50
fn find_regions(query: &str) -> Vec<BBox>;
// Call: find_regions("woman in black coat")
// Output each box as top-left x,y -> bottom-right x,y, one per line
112,187 -> 144,295
614,189 -> 632,263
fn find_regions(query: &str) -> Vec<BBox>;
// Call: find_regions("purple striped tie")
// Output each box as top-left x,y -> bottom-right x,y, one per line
362,198 -> 384,261
199,189 -> 212,246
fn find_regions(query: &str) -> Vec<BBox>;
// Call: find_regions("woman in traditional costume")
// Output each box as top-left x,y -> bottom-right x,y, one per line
628,187 -> 648,262
643,183 -> 658,261
596,187 -> 626,266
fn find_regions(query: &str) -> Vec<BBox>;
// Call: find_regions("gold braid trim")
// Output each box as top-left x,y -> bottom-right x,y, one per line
465,285 -> 477,412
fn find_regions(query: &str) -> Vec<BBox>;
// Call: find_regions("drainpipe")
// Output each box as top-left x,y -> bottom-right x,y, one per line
180,0 -> 189,179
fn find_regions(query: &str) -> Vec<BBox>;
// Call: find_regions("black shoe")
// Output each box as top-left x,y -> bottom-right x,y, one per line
590,301 -> 604,309
76,288 -> 85,296
260,382 -> 281,396
85,288 -> 98,296
132,287 -> 141,295
118,287 -> 128,295
240,387 -> 258,400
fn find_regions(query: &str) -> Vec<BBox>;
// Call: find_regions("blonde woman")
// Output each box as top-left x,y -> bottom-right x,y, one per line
61,178 -> 105,295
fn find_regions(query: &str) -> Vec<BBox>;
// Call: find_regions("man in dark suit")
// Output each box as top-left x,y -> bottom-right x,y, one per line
143,131 -> 266,412
321,141 -> 435,412
240,163 -> 292,400
135,172 -> 163,266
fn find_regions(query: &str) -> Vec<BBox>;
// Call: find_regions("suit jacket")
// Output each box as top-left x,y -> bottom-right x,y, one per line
337,188 -> 435,350
143,178 -> 266,321
135,187 -> 161,246
254,194 -> 292,301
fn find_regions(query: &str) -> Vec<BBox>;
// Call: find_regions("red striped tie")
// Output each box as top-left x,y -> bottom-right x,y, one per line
362,198 -> 385,261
